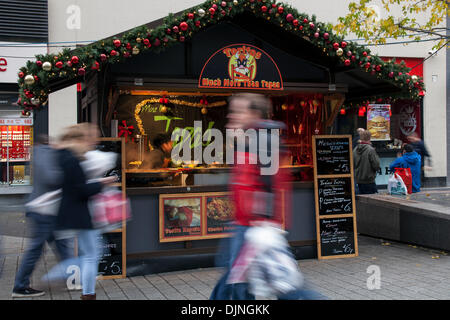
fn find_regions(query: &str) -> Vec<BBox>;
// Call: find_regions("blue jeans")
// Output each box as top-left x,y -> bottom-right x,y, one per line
14,212 -> 73,291
210,225 -> 255,300
42,229 -> 102,295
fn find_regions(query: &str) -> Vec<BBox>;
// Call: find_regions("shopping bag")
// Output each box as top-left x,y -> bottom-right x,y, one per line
388,173 -> 408,195
394,167 -> 412,194
90,188 -> 131,231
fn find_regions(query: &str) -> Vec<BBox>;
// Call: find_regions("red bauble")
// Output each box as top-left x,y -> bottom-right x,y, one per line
303,18 -> 308,24
220,10 -> 226,16
293,19 -> 299,26
113,39 -> 121,48
172,26 -> 179,33
271,3 -> 277,8
166,28 -> 172,34
126,43 -> 132,50
100,54 -> 107,62
406,78 -> 410,83
195,20 -> 201,27
209,7 -> 216,15
333,42 -> 340,50
212,4 -> 218,9
154,38 -> 161,47
286,14 -> 294,22
78,67 -> 86,76
143,38 -> 150,46
344,59 -> 351,66
34,75 -> 39,82
71,56 -> 79,64
163,37 -> 169,43
362,51 -> 368,57
323,33 -> 329,40
110,50 -> 117,56
36,60 -> 42,67
375,65 -> 381,71
314,32 -> 319,38
179,36 -> 185,42
346,50 -> 352,57
309,23 -> 315,29
389,72 -> 394,78
398,72 -> 402,76
351,55 -> 356,61
180,22 -> 188,32
277,6 -> 284,14
66,61 -> 72,67
299,25 -> 303,31
188,13 -> 194,20
91,61 -> 100,70
55,61 -> 63,68
365,62 -> 371,69
261,5 -> 267,12
341,41 -> 347,48
18,72 -> 25,78
221,1 -> 226,7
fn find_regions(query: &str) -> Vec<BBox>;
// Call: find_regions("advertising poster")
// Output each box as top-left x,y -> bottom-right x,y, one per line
161,196 -> 202,240
205,195 -> 235,235
367,104 -> 391,141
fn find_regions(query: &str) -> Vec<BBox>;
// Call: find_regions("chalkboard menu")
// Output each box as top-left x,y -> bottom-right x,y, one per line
319,217 -> 355,256
318,177 -> 353,215
98,232 -> 124,277
313,135 -> 358,260
315,137 -> 351,175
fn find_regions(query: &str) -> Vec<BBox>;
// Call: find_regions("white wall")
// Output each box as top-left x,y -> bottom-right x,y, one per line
48,84 -> 78,141
46,0 -> 447,178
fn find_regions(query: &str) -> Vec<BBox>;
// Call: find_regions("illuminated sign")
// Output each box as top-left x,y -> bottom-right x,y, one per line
199,44 -> 283,91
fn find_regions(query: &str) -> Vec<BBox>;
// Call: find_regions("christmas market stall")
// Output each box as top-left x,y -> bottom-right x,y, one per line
17,0 -> 423,275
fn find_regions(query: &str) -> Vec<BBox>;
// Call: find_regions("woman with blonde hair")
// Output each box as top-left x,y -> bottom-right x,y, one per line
54,123 -> 115,300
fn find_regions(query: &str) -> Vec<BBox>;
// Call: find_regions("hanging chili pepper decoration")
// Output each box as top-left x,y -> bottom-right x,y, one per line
118,120 -> 135,142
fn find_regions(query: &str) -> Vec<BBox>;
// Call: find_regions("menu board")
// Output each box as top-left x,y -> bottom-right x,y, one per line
314,137 -> 351,175
319,217 -> 355,256
313,135 -> 358,260
318,177 -> 353,215
98,232 -> 124,277
161,196 -> 202,240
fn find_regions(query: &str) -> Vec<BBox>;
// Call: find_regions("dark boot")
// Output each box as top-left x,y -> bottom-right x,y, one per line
80,294 -> 96,300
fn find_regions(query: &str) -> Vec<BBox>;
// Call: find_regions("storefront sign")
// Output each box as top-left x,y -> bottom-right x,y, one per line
0,118 -> 33,125
199,44 -> 283,91
312,135 -> 358,260
367,104 -> 391,141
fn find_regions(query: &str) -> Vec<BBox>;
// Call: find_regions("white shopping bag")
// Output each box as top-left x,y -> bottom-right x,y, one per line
388,173 -> 408,195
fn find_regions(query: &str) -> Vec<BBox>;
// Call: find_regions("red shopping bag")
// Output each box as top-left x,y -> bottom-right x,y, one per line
394,167 -> 412,194
91,188 -> 131,229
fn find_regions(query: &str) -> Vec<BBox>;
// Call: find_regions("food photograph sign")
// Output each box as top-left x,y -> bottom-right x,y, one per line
159,192 -> 236,242
367,104 -> 391,141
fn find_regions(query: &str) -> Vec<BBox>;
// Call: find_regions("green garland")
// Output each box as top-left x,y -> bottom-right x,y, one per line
16,0 -> 425,110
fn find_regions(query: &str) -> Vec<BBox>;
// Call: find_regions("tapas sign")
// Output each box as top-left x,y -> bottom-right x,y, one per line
312,135 -> 358,260
199,43 -> 283,91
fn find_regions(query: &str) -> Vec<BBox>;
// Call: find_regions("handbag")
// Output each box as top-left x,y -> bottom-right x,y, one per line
90,187 -> 131,231
394,167 -> 412,194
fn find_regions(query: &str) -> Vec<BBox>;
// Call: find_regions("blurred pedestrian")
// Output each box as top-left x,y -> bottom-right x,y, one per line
210,93 -> 324,300
407,132 -> 431,184
12,134 -> 73,298
353,130 -> 380,194
52,124 -> 116,300
389,144 -> 421,193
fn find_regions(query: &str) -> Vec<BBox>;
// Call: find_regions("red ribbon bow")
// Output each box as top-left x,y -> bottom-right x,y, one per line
118,120 -> 134,142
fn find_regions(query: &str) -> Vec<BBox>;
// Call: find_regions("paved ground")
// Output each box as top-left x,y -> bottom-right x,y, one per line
1,212 -> 450,300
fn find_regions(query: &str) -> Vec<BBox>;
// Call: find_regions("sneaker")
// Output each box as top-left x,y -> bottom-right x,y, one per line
11,287 -> 45,298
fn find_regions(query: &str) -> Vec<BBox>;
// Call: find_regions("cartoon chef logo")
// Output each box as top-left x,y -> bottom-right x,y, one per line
223,46 -> 261,82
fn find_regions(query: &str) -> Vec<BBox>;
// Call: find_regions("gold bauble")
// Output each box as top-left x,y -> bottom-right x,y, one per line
42,61 -> 52,71
136,37 -> 142,43
24,75 -> 35,85
161,105 -> 168,113
132,47 -> 140,55
336,48 -> 344,56
281,104 -> 288,110
201,107 -> 208,114
233,0 -> 238,5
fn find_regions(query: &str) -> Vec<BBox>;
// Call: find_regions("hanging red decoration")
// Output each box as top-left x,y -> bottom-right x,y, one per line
340,108 -> 346,115
118,120 -> 135,142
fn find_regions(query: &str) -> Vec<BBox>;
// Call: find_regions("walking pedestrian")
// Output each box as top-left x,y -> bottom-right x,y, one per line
407,132 -> 431,185
210,93 -> 324,300
353,130 -> 380,194
12,134 -> 73,298
389,144 -> 422,193
53,124 -> 116,300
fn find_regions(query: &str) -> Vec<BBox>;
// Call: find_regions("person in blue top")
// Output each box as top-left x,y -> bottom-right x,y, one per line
389,144 -> 422,193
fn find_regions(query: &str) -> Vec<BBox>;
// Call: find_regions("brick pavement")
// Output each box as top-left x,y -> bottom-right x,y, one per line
1,228 -> 449,300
